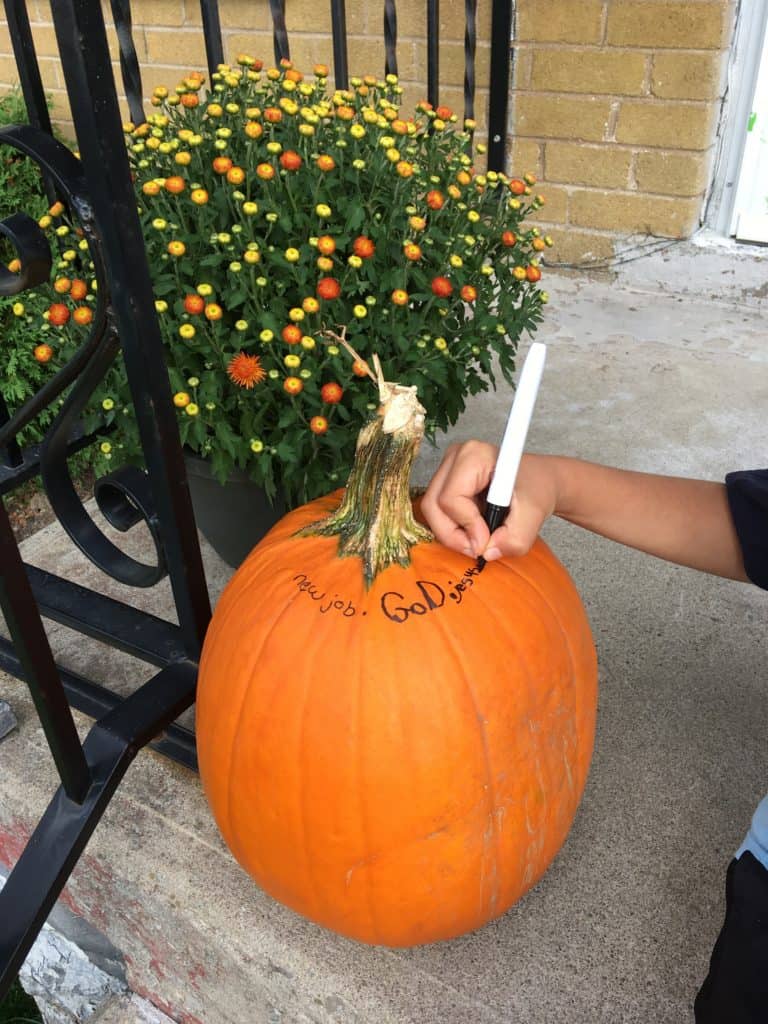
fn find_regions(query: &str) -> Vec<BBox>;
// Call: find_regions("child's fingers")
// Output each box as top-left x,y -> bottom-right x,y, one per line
422,447 -> 479,554
483,493 -> 547,561
422,442 -> 497,556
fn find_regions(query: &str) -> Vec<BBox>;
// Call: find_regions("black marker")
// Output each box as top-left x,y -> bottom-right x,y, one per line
478,342 -> 547,567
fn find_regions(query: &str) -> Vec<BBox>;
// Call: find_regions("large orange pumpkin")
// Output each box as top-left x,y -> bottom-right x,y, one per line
196,375 -> 598,947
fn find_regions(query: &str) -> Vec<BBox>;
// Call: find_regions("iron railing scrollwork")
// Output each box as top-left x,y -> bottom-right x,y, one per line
2,0 -> 60,205
0,210 -> 50,297
0,124 -> 168,586
0,0 -> 213,995
0,0 -> 514,1001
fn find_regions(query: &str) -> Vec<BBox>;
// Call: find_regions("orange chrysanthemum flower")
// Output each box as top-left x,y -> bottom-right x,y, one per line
227,352 -> 266,389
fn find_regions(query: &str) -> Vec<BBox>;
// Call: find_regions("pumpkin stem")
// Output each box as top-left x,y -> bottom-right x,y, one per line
297,373 -> 432,586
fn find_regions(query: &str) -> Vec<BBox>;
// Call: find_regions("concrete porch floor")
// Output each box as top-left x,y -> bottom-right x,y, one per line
1,247 -> 767,1023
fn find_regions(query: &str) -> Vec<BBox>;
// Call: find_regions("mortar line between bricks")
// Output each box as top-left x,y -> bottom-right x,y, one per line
512,138 -> 716,151
514,87 -> 714,106
503,181 -> 701,199
516,42 -> 729,56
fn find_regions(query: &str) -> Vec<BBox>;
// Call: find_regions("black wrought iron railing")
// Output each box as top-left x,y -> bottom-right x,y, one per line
0,0 -> 513,1000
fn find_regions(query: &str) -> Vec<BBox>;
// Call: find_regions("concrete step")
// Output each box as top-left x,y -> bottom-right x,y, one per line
93,995 -> 175,1023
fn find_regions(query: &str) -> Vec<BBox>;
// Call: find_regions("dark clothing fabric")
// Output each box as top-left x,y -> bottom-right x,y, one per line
693,469 -> 768,1021
725,469 -> 768,591
694,853 -> 768,1023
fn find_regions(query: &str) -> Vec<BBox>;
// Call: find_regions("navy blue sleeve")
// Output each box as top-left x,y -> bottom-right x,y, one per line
725,469 -> 768,591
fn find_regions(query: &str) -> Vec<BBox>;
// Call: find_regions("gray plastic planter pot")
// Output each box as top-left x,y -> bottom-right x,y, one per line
183,452 -> 287,568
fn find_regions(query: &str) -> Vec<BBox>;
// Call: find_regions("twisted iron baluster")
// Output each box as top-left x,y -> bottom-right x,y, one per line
487,0 -> 513,173
330,0 -> 349,89
109,0 -> 144,125
268,0 -> 290,64
427,0 -> 439,110
199,0 -> 225,78
383,0 -> 398,77
464,0 -> 477,125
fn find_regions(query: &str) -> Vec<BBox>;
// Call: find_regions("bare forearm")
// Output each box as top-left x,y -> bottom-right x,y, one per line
548,456 -> 749,582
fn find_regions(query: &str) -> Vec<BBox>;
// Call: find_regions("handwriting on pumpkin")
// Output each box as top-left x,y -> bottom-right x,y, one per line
292,573 -> 358,616
380,564 -> 484,624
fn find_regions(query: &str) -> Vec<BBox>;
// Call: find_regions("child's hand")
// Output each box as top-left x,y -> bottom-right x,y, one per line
421,444 -> 559,561
424,445 -> 750,582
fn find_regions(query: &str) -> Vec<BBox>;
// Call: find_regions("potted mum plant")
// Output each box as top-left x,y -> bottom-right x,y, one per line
7,57 -> 551,565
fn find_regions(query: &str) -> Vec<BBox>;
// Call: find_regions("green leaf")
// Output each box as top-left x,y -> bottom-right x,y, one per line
153,279 -> 178,296
345,205 -> 365,234
276,439 -> 296,463
214,419 -> 240,457
210,448 -> 232,485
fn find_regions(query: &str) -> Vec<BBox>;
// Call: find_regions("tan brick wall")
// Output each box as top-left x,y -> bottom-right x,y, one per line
513,0 -> 736,266
0,1 -> 493,145
0,1 -> 739,268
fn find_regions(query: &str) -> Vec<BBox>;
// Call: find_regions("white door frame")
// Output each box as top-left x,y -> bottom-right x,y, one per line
704,1 -> 768,237
730,20 -> 768,241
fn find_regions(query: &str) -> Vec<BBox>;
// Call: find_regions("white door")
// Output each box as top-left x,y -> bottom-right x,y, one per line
731,21 -> 768,243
